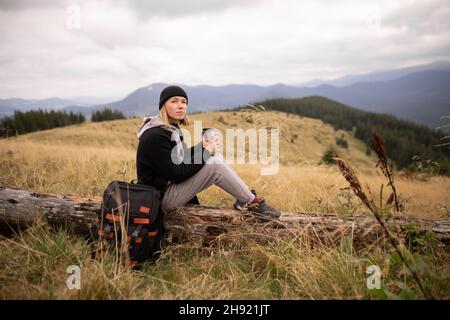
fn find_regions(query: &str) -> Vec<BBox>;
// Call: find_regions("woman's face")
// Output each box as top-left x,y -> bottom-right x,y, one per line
164,96 -> 187,122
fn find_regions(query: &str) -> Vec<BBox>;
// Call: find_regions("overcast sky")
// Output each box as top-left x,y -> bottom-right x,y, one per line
0,0 -> 449,100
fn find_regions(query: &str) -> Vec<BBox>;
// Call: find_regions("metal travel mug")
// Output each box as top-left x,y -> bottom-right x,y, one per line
202,128 -> 219,142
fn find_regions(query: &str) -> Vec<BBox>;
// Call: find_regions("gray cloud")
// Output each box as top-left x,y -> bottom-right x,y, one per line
124,0 -> 259,19
382,0 -> 450,34
0,0 -> 449,99
0,0 -> 258,16
0,0 -> 65,10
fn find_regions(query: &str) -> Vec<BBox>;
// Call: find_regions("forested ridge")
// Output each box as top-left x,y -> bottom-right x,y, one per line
238,96 -> 450,174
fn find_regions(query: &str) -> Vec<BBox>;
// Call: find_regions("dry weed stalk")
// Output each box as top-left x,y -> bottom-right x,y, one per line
334,157 -> 433,299
370,132 -> 400,212
335,158 -> 374,211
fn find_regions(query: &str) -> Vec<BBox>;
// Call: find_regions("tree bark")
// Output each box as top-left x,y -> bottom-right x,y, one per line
1,186 -> 449,249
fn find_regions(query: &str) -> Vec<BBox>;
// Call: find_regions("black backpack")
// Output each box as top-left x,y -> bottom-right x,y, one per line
94,180 -> 164,267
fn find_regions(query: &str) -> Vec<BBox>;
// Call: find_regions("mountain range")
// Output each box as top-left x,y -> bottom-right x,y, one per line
300,60 -> 450,87
1,61 -> 449,129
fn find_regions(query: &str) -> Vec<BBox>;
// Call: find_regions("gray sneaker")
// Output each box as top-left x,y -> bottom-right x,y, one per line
234,190 -> 281,220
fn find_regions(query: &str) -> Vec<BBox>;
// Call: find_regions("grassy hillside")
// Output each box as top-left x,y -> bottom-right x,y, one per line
245,96 -> 450,174
1,111 -> 449,299
1,111 -> 449,215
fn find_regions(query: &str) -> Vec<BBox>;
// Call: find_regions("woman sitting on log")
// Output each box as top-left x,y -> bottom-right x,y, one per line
136,85 -> 281,219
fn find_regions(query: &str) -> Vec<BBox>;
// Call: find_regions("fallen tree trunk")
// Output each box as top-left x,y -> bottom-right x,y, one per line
1,186 -> 449,249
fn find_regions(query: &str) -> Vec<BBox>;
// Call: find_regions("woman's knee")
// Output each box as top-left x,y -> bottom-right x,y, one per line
203,161 -> 228,177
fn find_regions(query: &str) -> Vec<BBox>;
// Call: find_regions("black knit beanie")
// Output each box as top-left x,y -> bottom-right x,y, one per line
159,85 -> 188,110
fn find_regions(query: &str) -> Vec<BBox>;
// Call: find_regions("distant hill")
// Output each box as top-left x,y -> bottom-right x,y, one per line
300,60 -> 450,87
0,96 -> 114,118
1,63 -> 449,129
251,70 -> 450,130
63,83 -> 269,118
0,97 -> 83,117
250,96 -> 450,174
307,70 -> 450,130
67,70 -> 450,129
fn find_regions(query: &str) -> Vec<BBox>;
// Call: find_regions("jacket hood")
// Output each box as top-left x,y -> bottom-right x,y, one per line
136,114 -> 178,139
136,113 -> 185,165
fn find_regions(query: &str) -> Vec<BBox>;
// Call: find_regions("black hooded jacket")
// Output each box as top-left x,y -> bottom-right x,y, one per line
136,115 -> 211,203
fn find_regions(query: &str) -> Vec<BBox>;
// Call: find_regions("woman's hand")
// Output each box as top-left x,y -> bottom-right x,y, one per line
203,137 -> 220,156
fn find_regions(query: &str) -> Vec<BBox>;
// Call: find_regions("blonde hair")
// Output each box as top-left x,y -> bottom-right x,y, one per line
159,105 -> 192,127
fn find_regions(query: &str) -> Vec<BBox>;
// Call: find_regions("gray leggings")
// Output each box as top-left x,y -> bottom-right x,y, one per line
161,155 -> 255,211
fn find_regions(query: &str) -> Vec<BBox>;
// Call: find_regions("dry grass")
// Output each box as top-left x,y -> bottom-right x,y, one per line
0,111 -> 449,299
1,112 -> 448,217
197,164 -> 450,219
1,223 -> 449,300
